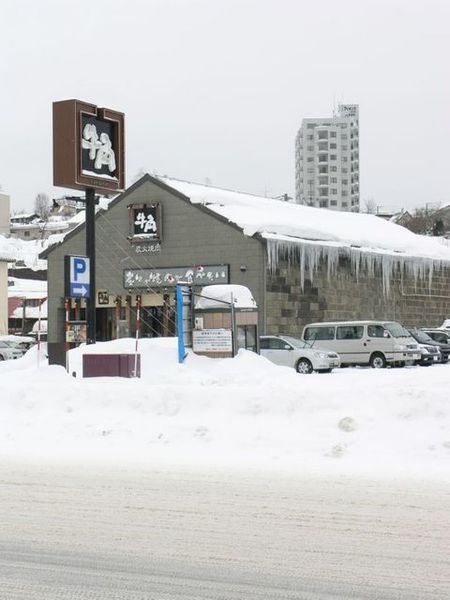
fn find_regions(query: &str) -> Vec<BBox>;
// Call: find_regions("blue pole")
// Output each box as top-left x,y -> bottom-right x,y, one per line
176,284 -> 186,364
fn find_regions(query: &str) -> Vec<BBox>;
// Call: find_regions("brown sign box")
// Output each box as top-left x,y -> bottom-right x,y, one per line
53,99 -> 125,192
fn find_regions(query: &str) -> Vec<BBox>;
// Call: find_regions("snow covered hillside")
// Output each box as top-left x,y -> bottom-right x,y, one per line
1,337 -> 449,479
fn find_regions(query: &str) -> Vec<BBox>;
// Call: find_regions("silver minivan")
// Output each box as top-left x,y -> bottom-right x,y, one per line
302,321 -> 421,368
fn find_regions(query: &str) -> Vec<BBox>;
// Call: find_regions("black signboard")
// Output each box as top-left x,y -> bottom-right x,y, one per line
129,204 -> 161,241
124,265 -> 229,289
81,115 -> 117,179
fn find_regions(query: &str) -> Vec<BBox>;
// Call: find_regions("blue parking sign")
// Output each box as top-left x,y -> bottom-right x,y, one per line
65,255 -> 91,298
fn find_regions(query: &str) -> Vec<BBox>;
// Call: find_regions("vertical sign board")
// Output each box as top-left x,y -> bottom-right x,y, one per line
64,255 -> 91,298
53,99 -> 125,348
53,99 -> 125,193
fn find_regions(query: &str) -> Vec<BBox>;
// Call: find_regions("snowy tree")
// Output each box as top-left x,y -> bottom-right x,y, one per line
363,198 -> 377,214
34,193 -> 51,220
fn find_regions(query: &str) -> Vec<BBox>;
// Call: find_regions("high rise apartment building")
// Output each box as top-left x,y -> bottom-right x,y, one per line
295,104 -> 359,211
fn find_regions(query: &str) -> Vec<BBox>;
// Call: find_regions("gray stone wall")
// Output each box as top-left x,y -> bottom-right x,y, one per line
265,256 -> 450,336
46,177 -> 266,362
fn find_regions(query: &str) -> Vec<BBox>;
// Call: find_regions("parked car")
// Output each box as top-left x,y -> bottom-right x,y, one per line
0,341 -> 23,361
260,335 -> 340,374
407,329 -> 442,365
0,340 -> 27,356
419,329 -> 450,362
302,321 -> 420,368
439,319 -> 450,331
421,328 -> 450,345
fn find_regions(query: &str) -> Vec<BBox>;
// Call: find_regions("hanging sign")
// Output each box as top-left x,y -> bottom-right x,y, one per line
53,99 -> 125,192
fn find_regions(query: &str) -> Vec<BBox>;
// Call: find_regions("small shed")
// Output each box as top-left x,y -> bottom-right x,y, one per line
193,284 -> 258,358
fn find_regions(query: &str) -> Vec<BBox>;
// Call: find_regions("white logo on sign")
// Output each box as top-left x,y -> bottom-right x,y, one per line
82,124 -> 116,172
134,211 -> 157,233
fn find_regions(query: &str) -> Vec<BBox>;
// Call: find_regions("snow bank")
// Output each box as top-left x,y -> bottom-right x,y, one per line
194,284 -> 256,309
1,337 -> 449,480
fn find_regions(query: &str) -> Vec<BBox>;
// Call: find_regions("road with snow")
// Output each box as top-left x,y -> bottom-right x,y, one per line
1,463 -> 449,599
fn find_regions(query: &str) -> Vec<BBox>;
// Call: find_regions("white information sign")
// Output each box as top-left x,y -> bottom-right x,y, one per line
192,329 -> 233,353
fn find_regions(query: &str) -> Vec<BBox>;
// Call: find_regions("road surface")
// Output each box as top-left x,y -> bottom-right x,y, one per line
0,463 -> 449,599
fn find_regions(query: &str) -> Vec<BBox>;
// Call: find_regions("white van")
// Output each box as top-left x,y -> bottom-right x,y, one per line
302,321 -> 421,368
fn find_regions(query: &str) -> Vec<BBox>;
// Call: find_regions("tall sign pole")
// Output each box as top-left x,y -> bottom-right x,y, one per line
53,99 -> 125,347
85,187 -> 96,344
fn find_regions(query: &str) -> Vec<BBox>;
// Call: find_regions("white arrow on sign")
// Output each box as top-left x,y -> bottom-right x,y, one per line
72,285 -> 89,297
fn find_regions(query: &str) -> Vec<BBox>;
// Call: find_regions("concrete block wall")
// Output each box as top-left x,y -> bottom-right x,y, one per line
265,257 -> 450,336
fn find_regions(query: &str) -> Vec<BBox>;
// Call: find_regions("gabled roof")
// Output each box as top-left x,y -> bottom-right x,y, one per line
40,173 -> 450,264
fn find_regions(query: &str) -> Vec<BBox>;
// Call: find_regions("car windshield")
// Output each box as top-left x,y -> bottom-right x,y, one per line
409,329 -> 433,344
384,322 -> 410,338
282,336 -> 307,349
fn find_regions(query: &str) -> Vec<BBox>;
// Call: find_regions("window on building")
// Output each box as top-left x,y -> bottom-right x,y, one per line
342,168 -> 348,173
307,157 -> 314,162
342,156 -> 348,162
24,231 -> 31,237
330,143 -> 337,149
318,155 -> 328,163
318,131 -> 328,139
307,134 -> 313,140
319,200 -> 329,208
318,166 -> 328,173
307,123 -> 315,129
342,190 -> 348,196
341,134 -> 348,139
330,200 -> 337,206
330,131 -> 337,138
342,145 -> 348,151
319,176 -> 328,185
330,155 -> 337,160
318,142 -> 328,151
330,177 -> 337,183
330,166 -> 337,172
342,179 -> 348,184
337,325 -> 363,340
307,167 -> 314,173
341,123 -> 348,128
319,188 -> 328,196
307,145 -> 314,151
342,202 -> 348,207
331,188 -> 337,194
307,179 -> 314,185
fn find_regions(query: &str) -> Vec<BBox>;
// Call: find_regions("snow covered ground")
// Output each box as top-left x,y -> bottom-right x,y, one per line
1,337 -> 449,480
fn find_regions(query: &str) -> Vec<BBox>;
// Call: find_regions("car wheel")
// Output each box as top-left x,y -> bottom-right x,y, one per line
296,358 -> 313,374
369,352 -> 386,369
0,355 -> 4,361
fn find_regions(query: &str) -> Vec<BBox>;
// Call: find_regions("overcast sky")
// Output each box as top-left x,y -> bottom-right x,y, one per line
1,0 -> 449,212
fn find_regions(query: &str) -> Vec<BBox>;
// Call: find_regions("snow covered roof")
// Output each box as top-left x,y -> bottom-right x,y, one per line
8,277 -> 47,299
0,235 -> 47,269
156,175 -> 450,263
195,285 -> 257,310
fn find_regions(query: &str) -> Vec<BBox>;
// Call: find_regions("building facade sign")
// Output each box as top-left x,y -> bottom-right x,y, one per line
192,329 -> 233,353
124,265 -> 229,289
129,203 -> 161,242
53,99 -> 125,192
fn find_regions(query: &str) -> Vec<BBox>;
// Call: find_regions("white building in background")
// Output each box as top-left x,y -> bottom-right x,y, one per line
295,104 -> 360,212
0,191 -> 10,235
